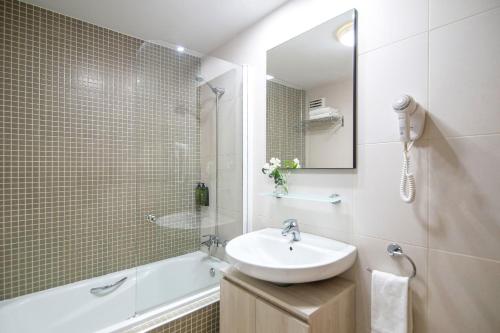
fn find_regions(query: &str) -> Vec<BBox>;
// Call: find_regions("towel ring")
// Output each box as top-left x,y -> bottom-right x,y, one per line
366,243 -> 417,279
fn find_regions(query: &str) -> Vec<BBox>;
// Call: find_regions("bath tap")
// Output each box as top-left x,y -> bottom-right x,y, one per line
201,234 -> 227,254
282,219 -> 301,242
201,234 -> 216,248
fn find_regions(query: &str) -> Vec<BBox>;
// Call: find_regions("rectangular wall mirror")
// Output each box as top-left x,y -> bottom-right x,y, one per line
266,9 -> 357,169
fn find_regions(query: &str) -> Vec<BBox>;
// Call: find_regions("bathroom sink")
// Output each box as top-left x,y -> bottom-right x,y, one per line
225,228 -> 357,284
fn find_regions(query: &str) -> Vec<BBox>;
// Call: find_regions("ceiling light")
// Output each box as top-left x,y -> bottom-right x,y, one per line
336,22 -> 354,47
266,75 -> 274,80
176,46 -> 185,53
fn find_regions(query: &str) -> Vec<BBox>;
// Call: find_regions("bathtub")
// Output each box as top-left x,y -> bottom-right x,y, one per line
0,251 -> 228,333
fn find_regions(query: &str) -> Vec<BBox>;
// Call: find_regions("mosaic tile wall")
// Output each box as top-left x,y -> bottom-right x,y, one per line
149,302 -> 219,333
135,42 -> 201,265
266,81 -> 305,163
0,0 -> 200,300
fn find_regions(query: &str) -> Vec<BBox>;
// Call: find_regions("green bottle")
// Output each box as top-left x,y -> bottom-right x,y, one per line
195,183 -> 202,206
201,183 -> 209,206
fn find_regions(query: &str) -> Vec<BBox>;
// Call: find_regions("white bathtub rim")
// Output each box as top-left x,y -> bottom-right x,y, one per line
109,287 -> 220,333
0,251 -> 220,308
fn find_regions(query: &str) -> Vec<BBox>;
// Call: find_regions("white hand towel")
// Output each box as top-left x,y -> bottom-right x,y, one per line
371,270 -> 412,333
309,107 -> 333,117
309,112 -> 334,120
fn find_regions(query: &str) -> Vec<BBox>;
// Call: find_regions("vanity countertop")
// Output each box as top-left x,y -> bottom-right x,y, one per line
222,267 -> 355,325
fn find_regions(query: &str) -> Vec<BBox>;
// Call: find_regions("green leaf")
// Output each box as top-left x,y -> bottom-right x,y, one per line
282,159 -> 299,169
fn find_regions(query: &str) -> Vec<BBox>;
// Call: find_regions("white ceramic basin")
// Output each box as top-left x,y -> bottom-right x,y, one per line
225,228 -> 357,284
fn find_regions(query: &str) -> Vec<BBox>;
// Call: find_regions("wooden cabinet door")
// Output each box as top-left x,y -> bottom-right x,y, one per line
256,298 -> 310,333
220,278 -> 256,333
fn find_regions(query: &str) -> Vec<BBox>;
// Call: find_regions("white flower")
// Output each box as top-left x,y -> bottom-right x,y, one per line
270,157 -> 281,167
293,158 -> 300,168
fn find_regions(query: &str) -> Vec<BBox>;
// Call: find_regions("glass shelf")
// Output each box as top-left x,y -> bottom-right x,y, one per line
260,192 -> 341,204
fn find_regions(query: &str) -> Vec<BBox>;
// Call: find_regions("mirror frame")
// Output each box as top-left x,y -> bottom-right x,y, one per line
265,9 -> 358,169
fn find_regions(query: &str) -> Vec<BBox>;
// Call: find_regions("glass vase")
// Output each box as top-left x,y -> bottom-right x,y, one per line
273,182 -> 288,196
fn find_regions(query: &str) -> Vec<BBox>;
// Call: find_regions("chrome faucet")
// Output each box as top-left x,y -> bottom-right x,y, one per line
200,235 -> 216,248
201,234 -> 227,254
282,219 -> 301,242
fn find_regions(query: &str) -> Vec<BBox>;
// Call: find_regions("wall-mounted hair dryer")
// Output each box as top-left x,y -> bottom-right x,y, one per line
393,95 -> 425,143
392,95 -> 425,203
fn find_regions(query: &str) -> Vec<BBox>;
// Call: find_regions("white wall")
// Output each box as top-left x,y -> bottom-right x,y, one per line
211,0 -> 500,332
305,79 -> 354,168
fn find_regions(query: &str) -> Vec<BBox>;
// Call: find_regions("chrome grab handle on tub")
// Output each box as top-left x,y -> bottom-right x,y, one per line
90,277 -> 127,295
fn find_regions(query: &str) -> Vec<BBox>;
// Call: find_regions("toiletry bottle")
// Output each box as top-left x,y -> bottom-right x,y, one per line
195,183 -> 202,206
201,183 -> 209,206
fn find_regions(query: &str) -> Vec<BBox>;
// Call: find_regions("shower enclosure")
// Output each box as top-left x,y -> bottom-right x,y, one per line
0,1 -> 245,331
134,42 -> 245,265
132,42 -> 245,317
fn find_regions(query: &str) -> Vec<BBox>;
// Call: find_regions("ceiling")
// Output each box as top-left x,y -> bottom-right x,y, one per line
21,0 -> 290,54
267,10 -> 355,90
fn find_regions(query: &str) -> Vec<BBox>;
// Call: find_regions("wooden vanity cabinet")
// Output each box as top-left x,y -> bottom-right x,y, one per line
220,278 -> 256,333
220,269 -> 355,333
255,298 -> 310,333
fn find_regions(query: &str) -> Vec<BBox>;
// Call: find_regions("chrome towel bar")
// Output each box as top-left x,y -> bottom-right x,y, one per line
366,243 -> 416,279
90,277 -> 127,295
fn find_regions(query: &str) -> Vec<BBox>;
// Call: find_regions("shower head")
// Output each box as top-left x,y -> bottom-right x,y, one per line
195,75 -> 225,97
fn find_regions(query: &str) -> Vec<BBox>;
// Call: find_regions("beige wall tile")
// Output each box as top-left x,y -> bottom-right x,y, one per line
429,8 -> 500,138
428,250 -> 500,333
357,34 -> 429,144
429,0 -> 500,28
252,214 -> 273,231
210,0 -> 500,331
255,171 -> 354,238
353,235 -> 428,333
355,142 -> 428,246
357,0 -> 428,53
429,135 -> 500,260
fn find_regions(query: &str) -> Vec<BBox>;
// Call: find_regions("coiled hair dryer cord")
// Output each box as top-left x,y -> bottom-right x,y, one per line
400,142 -> 415,203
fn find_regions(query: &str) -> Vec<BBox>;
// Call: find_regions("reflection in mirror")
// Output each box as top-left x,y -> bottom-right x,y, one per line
266,9 -> 357,169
